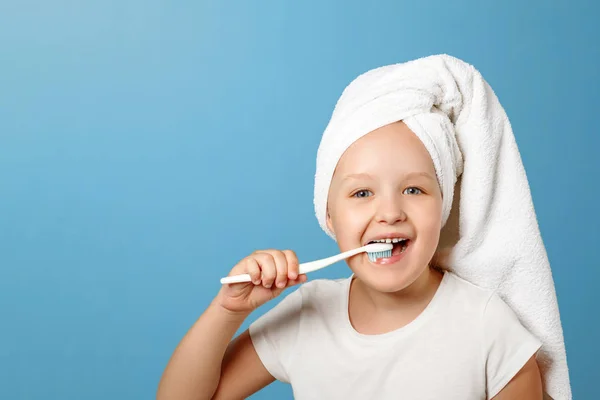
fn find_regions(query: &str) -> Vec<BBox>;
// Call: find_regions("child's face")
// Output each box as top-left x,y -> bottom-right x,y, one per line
326,121 -> 443,293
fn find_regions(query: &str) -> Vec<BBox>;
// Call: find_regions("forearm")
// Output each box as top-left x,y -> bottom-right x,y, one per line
157,297 -> 250,400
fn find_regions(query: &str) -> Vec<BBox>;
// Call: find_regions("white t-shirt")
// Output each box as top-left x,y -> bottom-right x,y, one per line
249,271 -> 542,399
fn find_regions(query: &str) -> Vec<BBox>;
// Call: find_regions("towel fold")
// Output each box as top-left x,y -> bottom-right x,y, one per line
313,54 -> 570,399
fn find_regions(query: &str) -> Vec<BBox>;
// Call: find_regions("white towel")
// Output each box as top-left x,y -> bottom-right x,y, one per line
313,54 -> 570,399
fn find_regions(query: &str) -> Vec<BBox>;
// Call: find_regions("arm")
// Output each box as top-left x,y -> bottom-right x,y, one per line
212,330 -> 275,399
491,355 -> 543,400
157,300 -> 274,400
157,249 -> 305,400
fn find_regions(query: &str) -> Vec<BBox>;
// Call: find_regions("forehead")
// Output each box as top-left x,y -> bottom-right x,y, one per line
333,121 -> 435,179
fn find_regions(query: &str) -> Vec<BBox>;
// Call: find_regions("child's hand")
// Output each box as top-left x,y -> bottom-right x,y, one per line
217,249 -> 308,315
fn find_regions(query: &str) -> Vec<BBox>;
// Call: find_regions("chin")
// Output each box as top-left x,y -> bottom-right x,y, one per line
351,256 -> 428,293
365,278 -> 413,293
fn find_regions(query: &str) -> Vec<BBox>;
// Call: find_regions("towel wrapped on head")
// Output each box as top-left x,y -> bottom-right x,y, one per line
313,54 -> 570,399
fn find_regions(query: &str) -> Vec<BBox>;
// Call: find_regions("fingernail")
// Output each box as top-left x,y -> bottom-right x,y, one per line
276,281 -> 285,288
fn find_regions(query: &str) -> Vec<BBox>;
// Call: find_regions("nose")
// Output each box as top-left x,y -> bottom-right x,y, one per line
374,193 -> 407,225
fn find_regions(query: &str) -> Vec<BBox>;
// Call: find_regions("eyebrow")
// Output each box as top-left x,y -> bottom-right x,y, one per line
341,171 -> 436,182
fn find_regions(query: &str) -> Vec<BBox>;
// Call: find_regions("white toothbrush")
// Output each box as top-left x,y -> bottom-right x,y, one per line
220,243 -> 393,285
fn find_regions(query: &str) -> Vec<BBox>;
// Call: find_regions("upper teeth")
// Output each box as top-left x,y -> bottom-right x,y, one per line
370,238 -> 407,244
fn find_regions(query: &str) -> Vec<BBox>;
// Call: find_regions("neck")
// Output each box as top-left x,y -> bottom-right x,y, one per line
348,266 -> 444,334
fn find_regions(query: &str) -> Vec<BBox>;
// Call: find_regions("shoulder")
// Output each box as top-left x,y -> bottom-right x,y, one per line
442,272 -> 542,398
442,271 -> 497,315
247,276 -> 349,380
442,272 -> 522,323
251,276 -> 349,326
296,276 -> 349,302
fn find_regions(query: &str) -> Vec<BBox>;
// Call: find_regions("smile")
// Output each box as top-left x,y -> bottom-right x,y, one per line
367,239 -> 411,265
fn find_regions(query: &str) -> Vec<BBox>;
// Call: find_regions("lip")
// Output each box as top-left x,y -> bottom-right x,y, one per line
363,232 -> 413,246
367,239 -> 412,265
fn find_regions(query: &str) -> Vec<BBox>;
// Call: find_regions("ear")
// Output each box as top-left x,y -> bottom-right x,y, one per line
326,210 -> 335,235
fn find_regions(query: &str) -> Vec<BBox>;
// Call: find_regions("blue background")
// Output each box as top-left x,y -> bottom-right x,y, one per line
1,1 -> 598,398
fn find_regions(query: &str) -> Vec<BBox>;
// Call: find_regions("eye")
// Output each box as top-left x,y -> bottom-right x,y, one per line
403,187 -> 423,195
352,189 -> 372,198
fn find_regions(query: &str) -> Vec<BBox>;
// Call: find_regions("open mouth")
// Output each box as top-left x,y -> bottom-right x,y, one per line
367,238 -> 410,259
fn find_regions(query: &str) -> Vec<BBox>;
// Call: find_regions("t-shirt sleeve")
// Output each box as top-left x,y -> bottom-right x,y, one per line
248,288 -> 303,383
482,292 -> 543,399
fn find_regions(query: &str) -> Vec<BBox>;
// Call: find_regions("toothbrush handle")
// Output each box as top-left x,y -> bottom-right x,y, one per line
220,246 -> 365,285
298,247 -> 362,274
220,274 -> 253,284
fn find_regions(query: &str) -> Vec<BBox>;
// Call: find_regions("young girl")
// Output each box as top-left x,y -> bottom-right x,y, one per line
157,55 -> 568,399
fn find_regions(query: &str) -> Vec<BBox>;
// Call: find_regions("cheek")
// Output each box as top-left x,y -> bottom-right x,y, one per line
411,200 -> 443,249
330,201 -> 370,247
421,207 -> 443,233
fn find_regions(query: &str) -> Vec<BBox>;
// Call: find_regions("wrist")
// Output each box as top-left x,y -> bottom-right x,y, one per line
211,295 -> 252,322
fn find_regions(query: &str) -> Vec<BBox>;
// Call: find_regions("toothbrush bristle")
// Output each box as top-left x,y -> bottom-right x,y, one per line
367,249 -> 393,262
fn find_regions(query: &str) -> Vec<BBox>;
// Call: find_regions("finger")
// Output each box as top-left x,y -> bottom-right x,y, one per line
256,250 -> 289,289
285,274 -> 308,288
282,250 -> 299,280
254,253 -> 277,289
269,250 -> 289,288
245,257 -> 262,285
271,274 -> 307,298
